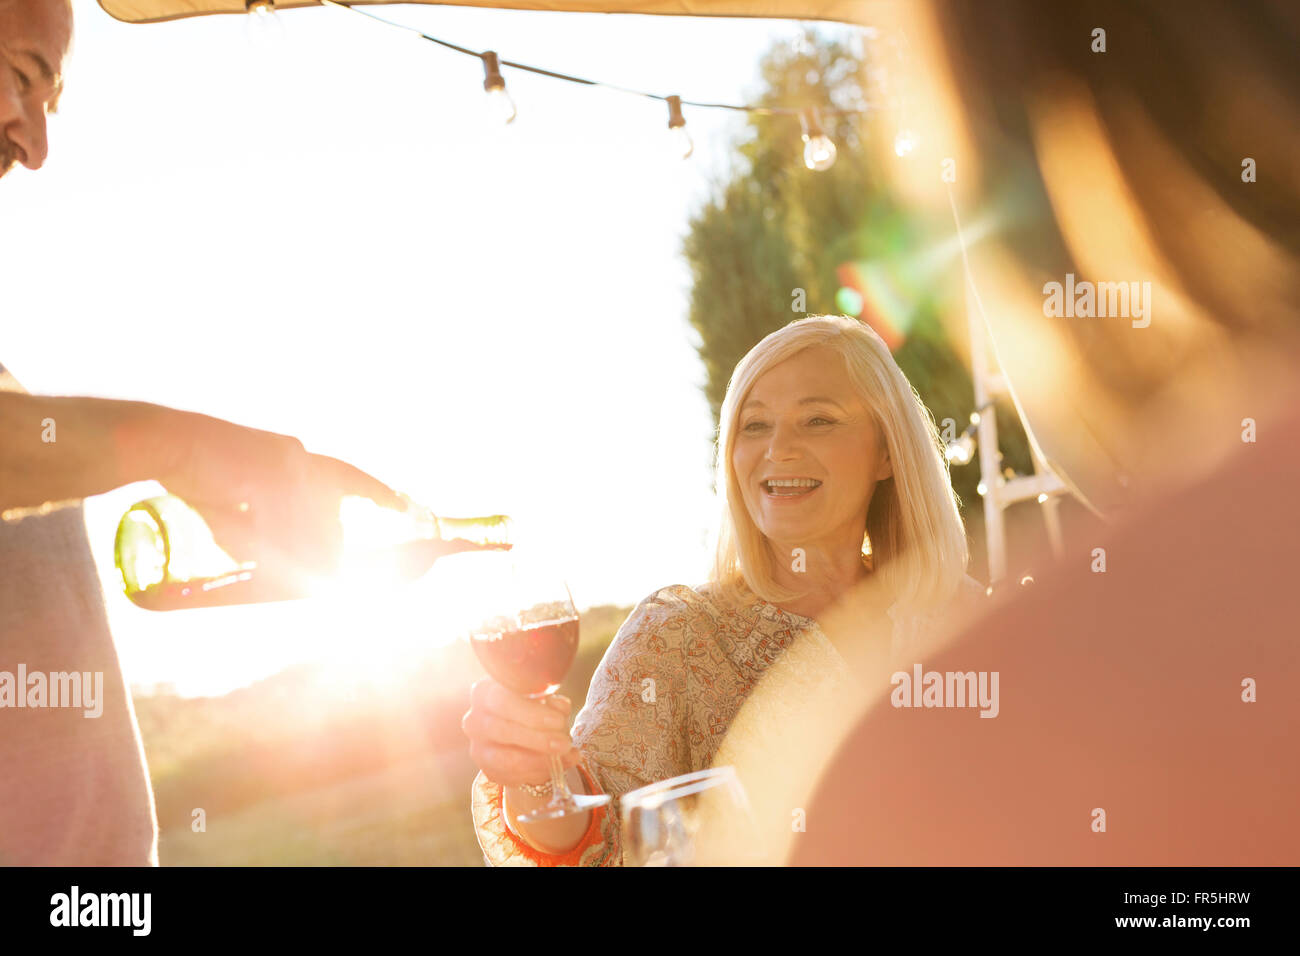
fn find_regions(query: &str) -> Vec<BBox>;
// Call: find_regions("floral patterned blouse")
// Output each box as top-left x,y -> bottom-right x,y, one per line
470,578 -> 979,866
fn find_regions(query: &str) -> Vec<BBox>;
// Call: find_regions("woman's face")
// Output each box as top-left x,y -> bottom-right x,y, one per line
732,345 -> 892,557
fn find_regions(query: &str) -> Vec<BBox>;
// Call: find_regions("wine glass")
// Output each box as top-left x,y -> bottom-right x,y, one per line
620,766 -> 763,866
467,550 -> 610,825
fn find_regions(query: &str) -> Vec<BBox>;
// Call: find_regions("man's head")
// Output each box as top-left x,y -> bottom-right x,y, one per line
0,0 -> 71,179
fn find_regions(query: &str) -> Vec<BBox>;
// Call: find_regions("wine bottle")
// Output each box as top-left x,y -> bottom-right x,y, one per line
114,493 -> 510,611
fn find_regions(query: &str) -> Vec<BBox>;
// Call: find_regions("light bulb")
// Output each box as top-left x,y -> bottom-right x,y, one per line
481,52 -> 516,125
668,125 -> 694,160
800,109 -> 837,171
803,135 -> 836,171
893,128 -> 917,157
665,95 -> 692,159
944,433 -> 976,466
244,0 -> 286,50
486,86 -> 517,125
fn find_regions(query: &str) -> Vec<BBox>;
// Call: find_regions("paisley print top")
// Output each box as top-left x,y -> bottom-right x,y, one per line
470,578 -> 980,866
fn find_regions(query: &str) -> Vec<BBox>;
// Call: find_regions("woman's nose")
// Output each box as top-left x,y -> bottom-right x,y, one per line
764,421 -> 803,461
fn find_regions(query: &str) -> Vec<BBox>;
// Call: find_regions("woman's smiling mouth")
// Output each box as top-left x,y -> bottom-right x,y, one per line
762,477 -> 823,499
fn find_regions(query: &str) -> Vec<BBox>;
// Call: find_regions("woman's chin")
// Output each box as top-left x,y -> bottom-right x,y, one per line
758,521 -> 824,550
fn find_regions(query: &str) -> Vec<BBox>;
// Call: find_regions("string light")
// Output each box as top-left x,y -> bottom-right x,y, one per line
480,51 -> 517,124
245,0 -> 285,48
800,109 -> 837,171
315,1 -> 877,170
944,433 -> 976,466
944,401 -> 992,466
666,95 -> 693,160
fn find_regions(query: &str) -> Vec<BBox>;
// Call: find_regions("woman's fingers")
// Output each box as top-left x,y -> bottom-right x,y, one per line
462,706 -> 573,756
470,678 -> 569,730
469,742 -> 550,785
469,742 -> 584,789
465,680 -> 583,785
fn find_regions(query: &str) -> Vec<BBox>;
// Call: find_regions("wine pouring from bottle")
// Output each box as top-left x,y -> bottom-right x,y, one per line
114,493 -> 511,611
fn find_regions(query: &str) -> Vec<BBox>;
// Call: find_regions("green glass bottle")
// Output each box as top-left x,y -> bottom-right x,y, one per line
114,494 -> 511,611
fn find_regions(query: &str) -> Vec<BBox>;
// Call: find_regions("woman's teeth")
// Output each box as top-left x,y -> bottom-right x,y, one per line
764,478 -> 822,496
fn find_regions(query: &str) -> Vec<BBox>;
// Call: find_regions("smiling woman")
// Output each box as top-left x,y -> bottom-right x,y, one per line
465,314 -> 982,866
718,315 -> 968,619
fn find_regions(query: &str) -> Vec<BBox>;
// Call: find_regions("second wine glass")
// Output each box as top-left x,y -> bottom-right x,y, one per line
621,766 -> 763,866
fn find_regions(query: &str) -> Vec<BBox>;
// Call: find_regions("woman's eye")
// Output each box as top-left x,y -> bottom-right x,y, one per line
741,421 -> 769,433
12,68 -> 30,93
808,417 -> 836,426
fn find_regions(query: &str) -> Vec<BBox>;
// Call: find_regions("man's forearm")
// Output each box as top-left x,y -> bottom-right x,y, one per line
0,393 -> 179,513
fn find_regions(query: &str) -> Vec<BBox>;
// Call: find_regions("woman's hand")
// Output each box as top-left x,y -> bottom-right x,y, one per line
463,678 -> 584,787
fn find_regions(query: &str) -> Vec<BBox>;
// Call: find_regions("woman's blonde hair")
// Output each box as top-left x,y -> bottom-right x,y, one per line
710,315 -> 968,612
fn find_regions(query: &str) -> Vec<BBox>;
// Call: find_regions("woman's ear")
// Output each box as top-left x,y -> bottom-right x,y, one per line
876,454 -> 893,482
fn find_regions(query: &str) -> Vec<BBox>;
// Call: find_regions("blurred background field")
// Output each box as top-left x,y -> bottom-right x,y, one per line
137,604 -> 631,865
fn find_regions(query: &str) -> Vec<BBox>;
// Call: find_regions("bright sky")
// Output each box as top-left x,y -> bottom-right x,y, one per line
1,1 -> 858,697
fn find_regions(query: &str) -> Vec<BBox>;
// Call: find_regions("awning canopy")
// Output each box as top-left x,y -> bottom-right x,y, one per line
97,1 -> 881,26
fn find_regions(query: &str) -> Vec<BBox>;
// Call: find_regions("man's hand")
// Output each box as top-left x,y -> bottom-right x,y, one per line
0,393 -> 405,577
155,411 -> 403,577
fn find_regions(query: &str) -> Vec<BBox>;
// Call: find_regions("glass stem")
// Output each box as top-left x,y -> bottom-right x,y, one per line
548,753 -> 573,802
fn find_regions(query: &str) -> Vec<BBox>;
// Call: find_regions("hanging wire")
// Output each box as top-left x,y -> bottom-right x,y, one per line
316,0 -> 869,117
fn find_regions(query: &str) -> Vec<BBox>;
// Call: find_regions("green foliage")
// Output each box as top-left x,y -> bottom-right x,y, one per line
683,28 -> 1032,516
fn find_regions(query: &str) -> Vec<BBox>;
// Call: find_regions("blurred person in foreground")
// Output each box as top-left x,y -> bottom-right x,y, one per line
0,0 -> 416,865
463,315 -> 984,865
786,0 -> 1300,864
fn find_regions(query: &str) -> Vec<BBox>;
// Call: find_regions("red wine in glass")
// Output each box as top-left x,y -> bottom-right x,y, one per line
471,617 -> 579,698
466,556 -> 610,825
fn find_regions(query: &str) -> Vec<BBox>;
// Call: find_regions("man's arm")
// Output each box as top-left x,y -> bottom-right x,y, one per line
0,390 -> 403,574
0,392 -> 174,512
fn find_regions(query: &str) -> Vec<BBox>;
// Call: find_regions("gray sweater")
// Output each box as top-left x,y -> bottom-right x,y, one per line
0,362 -> 158,865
